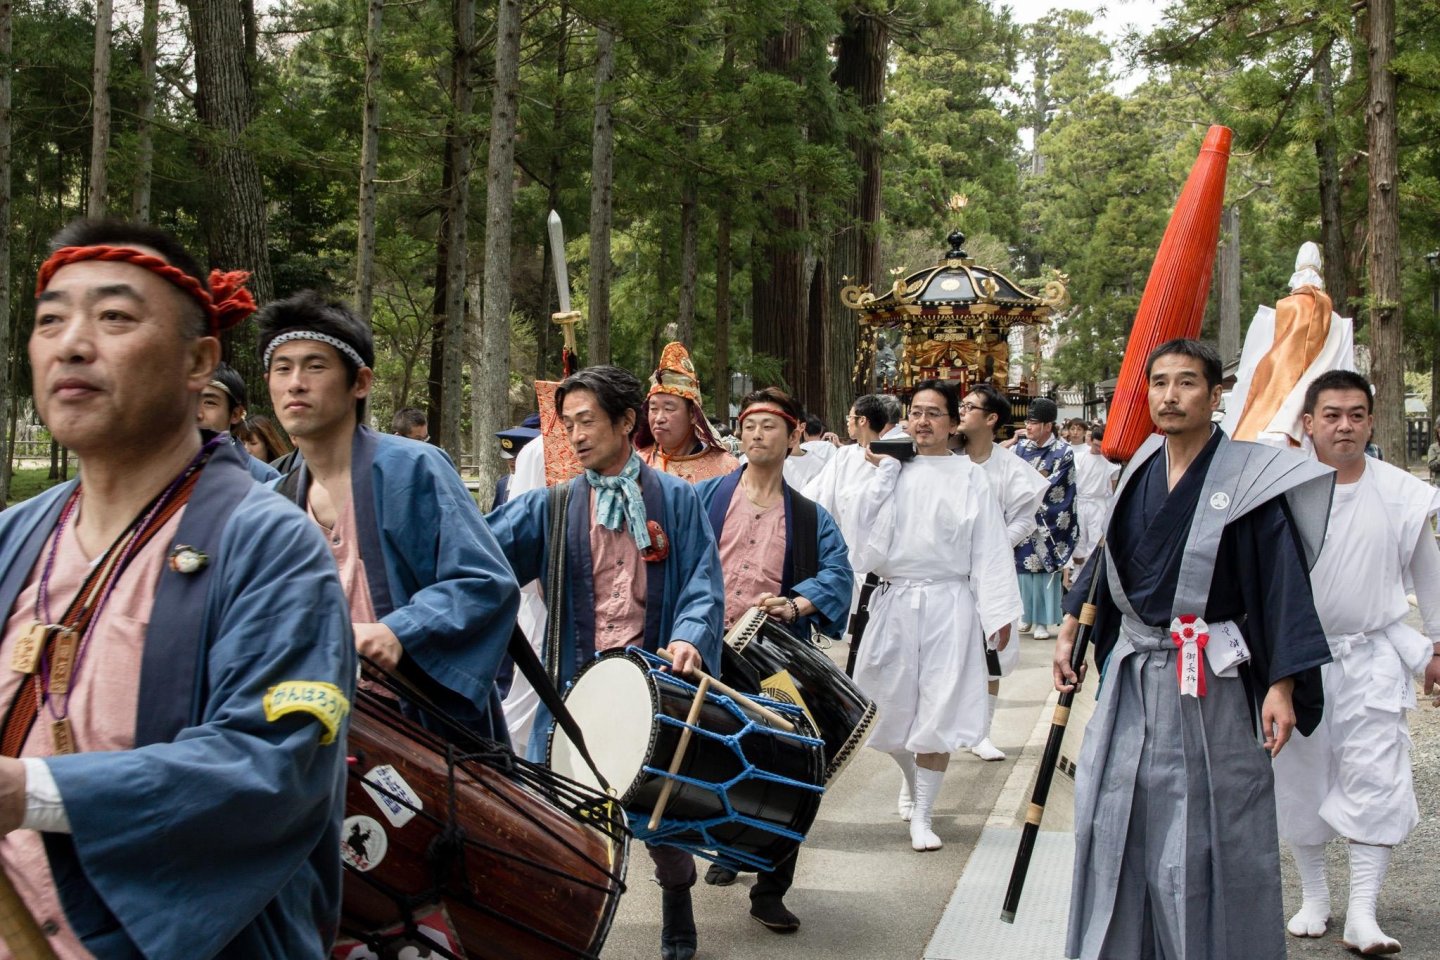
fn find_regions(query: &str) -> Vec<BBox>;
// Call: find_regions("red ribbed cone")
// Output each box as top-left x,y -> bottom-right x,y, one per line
1103,125 -> 1232,463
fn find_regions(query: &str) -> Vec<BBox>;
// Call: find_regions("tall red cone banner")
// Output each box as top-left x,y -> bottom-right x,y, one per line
1102,125 -> 1232,463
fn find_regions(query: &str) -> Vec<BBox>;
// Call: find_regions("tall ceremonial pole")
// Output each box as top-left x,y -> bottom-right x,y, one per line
1103,126 -> 1232,462
1000,552 -> 1106,924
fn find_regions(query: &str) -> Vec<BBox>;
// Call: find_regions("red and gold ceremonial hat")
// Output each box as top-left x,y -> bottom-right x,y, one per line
649,341 -> 703,406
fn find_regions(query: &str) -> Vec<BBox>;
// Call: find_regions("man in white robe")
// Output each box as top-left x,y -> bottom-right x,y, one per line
956,384 -> 1048,762
1272,370 -> 1440,954
850,380 -> 1020,852
1070,424 -> 1119,573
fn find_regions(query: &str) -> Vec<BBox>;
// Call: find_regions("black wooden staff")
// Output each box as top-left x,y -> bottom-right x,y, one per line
1000,552 -> 1105,924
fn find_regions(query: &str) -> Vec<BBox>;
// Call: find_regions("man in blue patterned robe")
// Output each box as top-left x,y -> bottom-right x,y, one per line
1013,397 -> 1078,639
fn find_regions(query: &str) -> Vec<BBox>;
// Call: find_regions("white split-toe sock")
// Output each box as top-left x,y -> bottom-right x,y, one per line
891,751 -> 915,821
1285,842 -> 1331,937
1343,843 -> 1401,955
970,694 -> 1006,761
909,766 -> 944,851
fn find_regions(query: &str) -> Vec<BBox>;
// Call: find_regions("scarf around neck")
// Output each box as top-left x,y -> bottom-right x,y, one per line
585,450 -> 652,551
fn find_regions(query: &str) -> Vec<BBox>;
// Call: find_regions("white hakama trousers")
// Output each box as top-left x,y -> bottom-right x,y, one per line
1273,633 -> 1419,847
854,577 -> 988,755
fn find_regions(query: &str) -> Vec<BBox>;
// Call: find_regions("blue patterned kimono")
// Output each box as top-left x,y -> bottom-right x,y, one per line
1013,435 -> 1079,574
485,458 -> 725,759
0,441 -> 354,958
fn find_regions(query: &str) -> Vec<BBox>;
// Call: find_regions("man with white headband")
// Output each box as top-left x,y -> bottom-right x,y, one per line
0,219 -> 355,957
261,291 -> 520,746
197,360 -> 279,482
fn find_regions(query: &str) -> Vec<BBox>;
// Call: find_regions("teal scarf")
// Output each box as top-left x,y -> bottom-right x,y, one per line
585,451 -> 652,551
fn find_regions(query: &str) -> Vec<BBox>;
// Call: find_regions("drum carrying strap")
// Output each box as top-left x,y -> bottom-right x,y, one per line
502,481 -> 613,796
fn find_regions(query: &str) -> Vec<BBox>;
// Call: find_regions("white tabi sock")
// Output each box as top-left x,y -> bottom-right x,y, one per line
1344,843 -> 1401,955
891,751 -> 915,821
970,694 -> 1005,761
909,767 -> 944,851
1285,843 -> 1330,937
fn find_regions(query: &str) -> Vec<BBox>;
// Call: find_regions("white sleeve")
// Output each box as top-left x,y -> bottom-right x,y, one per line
20,757 -> 71,833
847,457 -> 901,576
1408,522 -> 1440,643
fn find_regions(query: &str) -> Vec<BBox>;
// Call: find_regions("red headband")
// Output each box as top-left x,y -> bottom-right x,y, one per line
738,404 -> 799,429
35,245 -> 257,336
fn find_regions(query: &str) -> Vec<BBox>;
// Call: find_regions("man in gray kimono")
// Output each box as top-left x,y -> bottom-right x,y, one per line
1053,338 -> 1333,960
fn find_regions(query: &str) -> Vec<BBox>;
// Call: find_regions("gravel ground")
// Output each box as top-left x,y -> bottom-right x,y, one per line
1280,669 -> 1440,959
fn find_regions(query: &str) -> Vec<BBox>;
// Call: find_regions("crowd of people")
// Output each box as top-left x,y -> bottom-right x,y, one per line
0,216 -> 1436,960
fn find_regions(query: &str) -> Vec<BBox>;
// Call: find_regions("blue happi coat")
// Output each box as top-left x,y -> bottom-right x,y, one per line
485,458 -> 724,759
1014,435 -> 1079,574
0,440 -> 355,959
274,426 -> 519,741
693,467 -> 854,637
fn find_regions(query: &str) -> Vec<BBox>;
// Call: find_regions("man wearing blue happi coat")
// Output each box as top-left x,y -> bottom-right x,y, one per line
485,364 -> 723,960
263,292 -> 520,744
0,220 -> 354,958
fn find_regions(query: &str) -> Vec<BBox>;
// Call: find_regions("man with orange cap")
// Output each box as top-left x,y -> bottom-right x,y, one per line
635,342 -> 739,483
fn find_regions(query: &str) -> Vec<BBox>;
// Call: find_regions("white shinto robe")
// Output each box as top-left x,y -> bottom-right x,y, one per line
848,455 -> 1021,753
1273,457 -> 1440,846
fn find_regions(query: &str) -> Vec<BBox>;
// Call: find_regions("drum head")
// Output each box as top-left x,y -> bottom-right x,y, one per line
549,654 -> 655,801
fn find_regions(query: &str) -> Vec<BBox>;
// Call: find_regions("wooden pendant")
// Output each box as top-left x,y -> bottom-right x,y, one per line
50,717 -> 75,756
11,622 -> 48,675
48,628 -> 78,695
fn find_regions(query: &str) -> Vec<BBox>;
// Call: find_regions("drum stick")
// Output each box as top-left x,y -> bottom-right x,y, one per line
651,648 -> 795,733
648,676 -> 712,830
0,868 -> 57,959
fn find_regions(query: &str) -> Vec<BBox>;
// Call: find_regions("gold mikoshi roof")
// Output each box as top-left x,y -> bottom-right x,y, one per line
841,230 -> 1068,324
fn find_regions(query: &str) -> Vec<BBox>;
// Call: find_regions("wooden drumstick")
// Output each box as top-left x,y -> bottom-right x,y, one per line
650,648 -> 795,733
0,868 -> 57,959
648,676 -> 711,831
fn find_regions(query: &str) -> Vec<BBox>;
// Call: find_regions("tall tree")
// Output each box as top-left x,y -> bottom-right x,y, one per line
1365,0 -> 1404,463
130,0 -> 158,222
474,0 -> 522,504
355,0 -> 384,327
187,0 -> 274,391
0,0 -> 12,505
1217,204 -> 1240,362
439,0 -> 477,457
587,23 -> 616,365
825,3 -> 889,427
1313,33 -> 1347,314
87,0 -> 112,217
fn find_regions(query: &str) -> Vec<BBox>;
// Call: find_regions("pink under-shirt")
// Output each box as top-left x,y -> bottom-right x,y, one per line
589,490 -> 647,652
718,495 -> 786,628
314,496 -> 376,624
0,504 -> 185,960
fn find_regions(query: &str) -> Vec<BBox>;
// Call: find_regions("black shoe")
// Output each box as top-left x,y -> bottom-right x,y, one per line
660,885 -> 697,960
750,898 -> 800,933
704,862 -> 738,886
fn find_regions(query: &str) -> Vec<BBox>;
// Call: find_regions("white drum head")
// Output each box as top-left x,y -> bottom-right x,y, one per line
550,655 -> 656,799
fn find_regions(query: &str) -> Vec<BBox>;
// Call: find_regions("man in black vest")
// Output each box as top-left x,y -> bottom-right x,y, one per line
692,387 -> 854,932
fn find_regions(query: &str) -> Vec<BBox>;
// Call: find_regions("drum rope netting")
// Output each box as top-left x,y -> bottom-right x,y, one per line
631,672 -> 825,873
341,664 -> 628,960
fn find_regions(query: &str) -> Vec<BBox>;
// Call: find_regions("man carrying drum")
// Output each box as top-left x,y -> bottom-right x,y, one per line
691,387 -> 854,932
486,364 -> 723,960
262,292 -> 520,743
0,219 -> 355,957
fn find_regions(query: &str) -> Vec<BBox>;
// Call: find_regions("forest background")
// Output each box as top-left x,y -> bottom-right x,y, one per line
0,0 -> 1435,504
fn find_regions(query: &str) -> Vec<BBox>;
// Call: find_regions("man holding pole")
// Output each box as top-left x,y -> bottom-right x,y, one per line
1054,338 -> 1333,960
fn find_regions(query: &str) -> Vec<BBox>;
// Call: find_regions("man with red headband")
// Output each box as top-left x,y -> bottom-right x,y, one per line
691,387 -> 853,933
0,220 -> 355,958
634,342 -> 738,483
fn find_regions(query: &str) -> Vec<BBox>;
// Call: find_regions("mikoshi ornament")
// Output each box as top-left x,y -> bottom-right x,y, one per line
1103,125 -> 1232,464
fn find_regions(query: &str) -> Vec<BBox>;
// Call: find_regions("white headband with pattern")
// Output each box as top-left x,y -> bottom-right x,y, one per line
263,330 -> 370,371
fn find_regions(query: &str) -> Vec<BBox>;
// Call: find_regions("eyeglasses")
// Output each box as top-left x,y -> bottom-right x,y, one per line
959,402 -> 983,414
909,407 -> 948,421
